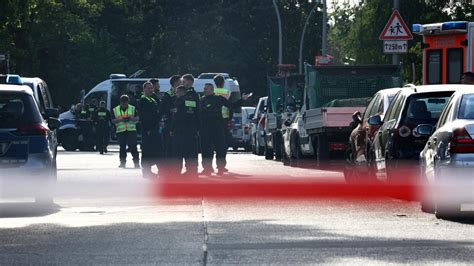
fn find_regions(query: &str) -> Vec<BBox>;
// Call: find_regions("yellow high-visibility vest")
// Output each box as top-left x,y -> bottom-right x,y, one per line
215,87 -> 230,119
113,105 -> 136,133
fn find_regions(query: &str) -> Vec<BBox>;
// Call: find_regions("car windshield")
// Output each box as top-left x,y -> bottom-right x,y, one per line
403,91 -> 452,125
0,92 -> 42,128
458,93 -> 474,119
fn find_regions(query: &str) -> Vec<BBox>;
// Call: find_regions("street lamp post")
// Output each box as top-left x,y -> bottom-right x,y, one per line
322,0 -> 328,56
272,0 -> 283,65
299,2 -> 319,74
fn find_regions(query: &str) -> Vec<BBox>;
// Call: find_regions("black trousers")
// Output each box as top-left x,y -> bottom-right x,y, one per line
141,127 -> 161,175
117,131 -> 139,163
96,126 -> 110,153
201,120 -> 226,171
172,129 -> 198,174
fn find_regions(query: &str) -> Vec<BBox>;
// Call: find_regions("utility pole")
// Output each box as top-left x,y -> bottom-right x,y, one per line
392,0 -> 400,65
322,0 -> 328,56
272,0 -> 283,65
299,2 -> 318,74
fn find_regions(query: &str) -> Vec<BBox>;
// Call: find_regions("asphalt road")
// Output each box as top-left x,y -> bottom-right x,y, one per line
1,147 -> 473,265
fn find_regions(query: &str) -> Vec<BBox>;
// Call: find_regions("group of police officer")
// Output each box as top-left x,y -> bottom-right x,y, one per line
111,74 -> 247,178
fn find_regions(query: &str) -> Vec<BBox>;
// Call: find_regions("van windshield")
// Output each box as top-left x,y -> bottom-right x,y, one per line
111,81 -> 146,109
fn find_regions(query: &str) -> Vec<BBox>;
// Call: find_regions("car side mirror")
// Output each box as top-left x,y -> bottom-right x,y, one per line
367,115 -> 382,126
415,124 -> 434,137
44,108 -> 60,119
352,111 -> 362,125
48,118 -> 61,130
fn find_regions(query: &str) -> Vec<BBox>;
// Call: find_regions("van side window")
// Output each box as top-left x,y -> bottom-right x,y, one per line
36,85 -> 46,114
40,83 -> 51,109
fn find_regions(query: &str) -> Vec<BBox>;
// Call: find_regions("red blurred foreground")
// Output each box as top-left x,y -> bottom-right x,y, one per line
155,177 -> 420,201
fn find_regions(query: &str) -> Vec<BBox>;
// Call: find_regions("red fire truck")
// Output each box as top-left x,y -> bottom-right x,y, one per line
413,21 -> 474,84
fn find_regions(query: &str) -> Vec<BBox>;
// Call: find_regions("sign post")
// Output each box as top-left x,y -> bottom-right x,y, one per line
379,9 -> 413,63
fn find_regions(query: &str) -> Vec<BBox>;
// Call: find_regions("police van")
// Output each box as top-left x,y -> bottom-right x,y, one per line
58,73 -> 242,151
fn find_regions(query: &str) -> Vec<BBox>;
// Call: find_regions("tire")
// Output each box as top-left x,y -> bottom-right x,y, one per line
256,137 -> 264,156
264,138 -> 273,160
435,202 -> 459,219
61,130 -> 78,151
274,134 -> 282,160
316,134 -> 329,163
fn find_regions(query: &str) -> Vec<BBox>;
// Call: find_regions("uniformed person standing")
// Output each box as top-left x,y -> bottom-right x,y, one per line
93,101 -> 111,155
171,76 -> 200,177
200,83 -> 232,175
112,95 -> 140,168
159,75 -> 181,174
213,75 -> 251,172
139,81 -> 161,178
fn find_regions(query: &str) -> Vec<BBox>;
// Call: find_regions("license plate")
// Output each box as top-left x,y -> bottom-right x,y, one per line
460,204 -> 474,211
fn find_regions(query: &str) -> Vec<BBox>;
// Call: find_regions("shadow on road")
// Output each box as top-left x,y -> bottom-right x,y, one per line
0,202 -> 60,218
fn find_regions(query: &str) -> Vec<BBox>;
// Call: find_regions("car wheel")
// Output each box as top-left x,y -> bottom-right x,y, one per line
435,202 -> 460,219
256,137 -> 264,156
61,130 -> 78,151
264,139 -> 273,160
274,135 -> 282,160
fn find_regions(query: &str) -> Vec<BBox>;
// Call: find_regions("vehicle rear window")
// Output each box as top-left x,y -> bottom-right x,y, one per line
458,94 -> 474,119
0,92 -> 42,128
403,92 -> 453,125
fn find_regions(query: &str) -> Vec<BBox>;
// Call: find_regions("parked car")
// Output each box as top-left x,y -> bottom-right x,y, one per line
237,106 -> 255,151
369,85 -> 456,182
344,88 -> 402,182
0,84 -> 60,204
250,97 -> 267,155
419,86 -> 474,218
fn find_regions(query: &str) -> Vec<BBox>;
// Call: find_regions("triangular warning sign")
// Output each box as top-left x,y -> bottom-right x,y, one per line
379,10 -> 413,40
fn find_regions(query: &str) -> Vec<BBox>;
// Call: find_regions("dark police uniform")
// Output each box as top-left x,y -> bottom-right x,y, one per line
170,87 -> 200,176
138,95 -> 161,177
159,89 -> 177,177
93,107 -> 111,154
200,93 -> 232,174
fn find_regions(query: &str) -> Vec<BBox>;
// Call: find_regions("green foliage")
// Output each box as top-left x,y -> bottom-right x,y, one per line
1,0 -> 326,106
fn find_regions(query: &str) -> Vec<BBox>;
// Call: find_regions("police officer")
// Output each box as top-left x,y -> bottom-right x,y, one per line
112,95 -> 140,168
160,75 -> 181,174
213,75 -> 251,172
149,78 -> 161,102
139,81 -> 161,178
200,83 -> 232,175
171,78 -> 200,177
93,101 -> 111,155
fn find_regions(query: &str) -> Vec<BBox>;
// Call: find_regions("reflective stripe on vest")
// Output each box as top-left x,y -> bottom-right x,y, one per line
214,87 -> 230,99
113,105 -> 136,133
185,100 -> 196,108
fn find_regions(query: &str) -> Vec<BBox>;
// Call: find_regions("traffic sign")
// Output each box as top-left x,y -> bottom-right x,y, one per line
379,10 -> 413,40
383,40 -> 408,54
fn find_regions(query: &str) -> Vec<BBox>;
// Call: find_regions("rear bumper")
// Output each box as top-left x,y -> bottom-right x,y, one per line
429,160 -> 474,203
0,152 -> 54,178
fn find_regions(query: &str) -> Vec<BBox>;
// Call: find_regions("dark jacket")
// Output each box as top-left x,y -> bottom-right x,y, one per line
93,107 -> 111,129
160,89 -> 177,127
171,92 -> 199,134
138,95 -> 161,132
200,94 -> 232,124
